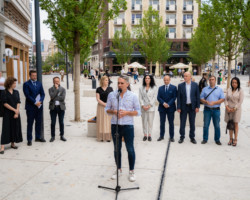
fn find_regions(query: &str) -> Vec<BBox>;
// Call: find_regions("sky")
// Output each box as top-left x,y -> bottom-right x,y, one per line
31,1 -> 52,41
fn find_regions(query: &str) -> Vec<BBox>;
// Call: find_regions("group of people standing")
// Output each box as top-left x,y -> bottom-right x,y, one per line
95,72 -> 244,182
0,70 -> 67,154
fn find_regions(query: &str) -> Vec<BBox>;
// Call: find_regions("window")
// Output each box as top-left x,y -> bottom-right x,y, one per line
169,28 -> 176,33
166,0 -> 176,6
171,42 -> 181,51
184,0 -> 193,6
183,14 -> 193,20
132,13 -> 142,24
166,14 -> 176,20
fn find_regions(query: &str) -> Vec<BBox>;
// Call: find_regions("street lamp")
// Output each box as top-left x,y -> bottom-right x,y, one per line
34,0 -> 44,139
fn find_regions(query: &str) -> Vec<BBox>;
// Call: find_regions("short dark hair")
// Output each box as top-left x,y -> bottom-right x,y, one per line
209,75 -> 216,80
4,77 -> 17,89
53,76 -> 60,81
231,77 -> 241,91
29,70 -> 37,76
142,75 -> 156,88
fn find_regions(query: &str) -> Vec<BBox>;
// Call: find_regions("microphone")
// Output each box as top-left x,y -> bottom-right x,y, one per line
117,88 -> 122,98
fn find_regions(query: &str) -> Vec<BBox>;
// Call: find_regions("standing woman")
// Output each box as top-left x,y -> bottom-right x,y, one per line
139,75 -> 157,141
0,77 -> 23,154
0,72 -> 6,117
224,77 -> 244,146
96,76 -> 113,142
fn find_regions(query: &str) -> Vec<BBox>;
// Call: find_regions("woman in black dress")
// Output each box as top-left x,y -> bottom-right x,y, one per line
96,76 -> 113,141
0,77 -> 22,154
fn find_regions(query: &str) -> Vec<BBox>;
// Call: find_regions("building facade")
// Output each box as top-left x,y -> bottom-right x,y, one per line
91,0 -> 200,73
0,0 -> 32,83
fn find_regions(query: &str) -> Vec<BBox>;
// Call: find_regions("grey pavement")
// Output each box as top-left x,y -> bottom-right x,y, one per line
0,74 -> 250,200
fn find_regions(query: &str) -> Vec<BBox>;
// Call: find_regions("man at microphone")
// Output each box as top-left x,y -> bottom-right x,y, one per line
105,75 -> 141,182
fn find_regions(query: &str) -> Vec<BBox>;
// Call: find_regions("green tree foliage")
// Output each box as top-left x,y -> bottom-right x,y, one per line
136,6 -> 171,74
40,0 -> 126,121
44,52 -> 65,69
111,24 -> 134,67
196,0 -> 246,88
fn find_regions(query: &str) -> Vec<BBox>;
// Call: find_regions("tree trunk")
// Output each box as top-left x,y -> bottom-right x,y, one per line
150,61 -> 153,74
227,58 -> 232,89
74,31 -> 81,121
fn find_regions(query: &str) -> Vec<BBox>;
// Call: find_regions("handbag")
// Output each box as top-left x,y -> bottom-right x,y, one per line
0,90 -> 6,117
226,113 -> 235,134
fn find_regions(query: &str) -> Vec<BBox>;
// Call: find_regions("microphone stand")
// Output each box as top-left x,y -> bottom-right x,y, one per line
98,89 -> 139,200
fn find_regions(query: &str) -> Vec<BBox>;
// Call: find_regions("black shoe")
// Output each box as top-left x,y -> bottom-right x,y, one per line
35,138 -> 46,142
157,137 -> 164,141
60,136 -> 67,142
148,136 -> 152,141
0,151 -> 4,154
50,137 -> 55,142
170,138 -> 175,142
11,145 -> 18,149
201,140 -> 207,144
27,141 -> 32,146
215,141 -> 222,145
143,136 -> 147,141
190,139 -> 197,144
178,138 -> 184,143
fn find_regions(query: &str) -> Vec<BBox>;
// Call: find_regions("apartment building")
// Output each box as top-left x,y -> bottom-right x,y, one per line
0,0 -> 32,83
91,0 -> 200,73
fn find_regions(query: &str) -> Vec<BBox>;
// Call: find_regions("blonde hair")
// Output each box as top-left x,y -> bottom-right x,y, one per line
100,76 -> 108,87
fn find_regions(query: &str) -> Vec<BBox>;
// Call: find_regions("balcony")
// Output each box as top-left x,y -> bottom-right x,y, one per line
132,19 -> 141,25
166,19 -> 176,25
183,5 -> 194,11
183,19 -> 193,25
114,18 -> 125,25
152,4 -> 160,10
168,32 -> 176,39
132,4 -> 142,11
166,5 -> 176,11
184,32 -> 192,39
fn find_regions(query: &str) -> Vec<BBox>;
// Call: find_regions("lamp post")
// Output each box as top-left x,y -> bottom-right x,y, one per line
34,0 -> 44,138
235,58 -> 237,77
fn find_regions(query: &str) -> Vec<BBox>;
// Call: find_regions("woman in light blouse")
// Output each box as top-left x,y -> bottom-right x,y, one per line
139,75 -> 157,141
224,77 -> 244,146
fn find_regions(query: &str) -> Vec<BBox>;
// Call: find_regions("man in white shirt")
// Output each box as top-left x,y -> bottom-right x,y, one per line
90,67 -> 95,79
48,77 -> 66,142
60,69 -> 65,82
177,72 -> 200,144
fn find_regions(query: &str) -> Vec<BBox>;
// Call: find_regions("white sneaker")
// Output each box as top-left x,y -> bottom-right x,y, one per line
111,169 -> 122,180
129,171 -> 136,182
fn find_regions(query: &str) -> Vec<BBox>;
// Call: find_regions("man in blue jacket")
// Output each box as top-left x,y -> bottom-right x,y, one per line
177,72 -> 200,144
157,75 -> 177,142
23,70 -> 46,146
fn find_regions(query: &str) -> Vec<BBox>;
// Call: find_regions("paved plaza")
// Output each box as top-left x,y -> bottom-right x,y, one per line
0,74 -> 250,200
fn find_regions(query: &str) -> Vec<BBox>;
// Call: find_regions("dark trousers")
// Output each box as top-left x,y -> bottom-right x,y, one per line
26,108 -> 43,141
159,111 -> 175,139
179,105 -> 196,139
50,106 -> 65,137
111,125 -> 135,171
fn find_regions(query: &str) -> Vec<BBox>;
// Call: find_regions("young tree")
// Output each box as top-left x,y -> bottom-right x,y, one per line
200,0 -> 245,88
136,6 -> 171,74
189,3 -> 217,75
111,24 -> 134,68
40,0 -> 126,121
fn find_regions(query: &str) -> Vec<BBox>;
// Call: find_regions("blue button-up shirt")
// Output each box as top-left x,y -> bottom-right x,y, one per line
105,90 -> 141,125
200,86 -> 225,108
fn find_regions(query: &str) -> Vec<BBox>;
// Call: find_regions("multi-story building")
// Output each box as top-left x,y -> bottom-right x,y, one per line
0,0 -> 32,83
91,0 -> 200,73
28,2 -> 33,68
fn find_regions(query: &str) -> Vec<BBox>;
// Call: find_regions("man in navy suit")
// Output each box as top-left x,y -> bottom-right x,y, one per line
23,70 -> 46,146
157,75 -> 177,142
177,72 -> 200,144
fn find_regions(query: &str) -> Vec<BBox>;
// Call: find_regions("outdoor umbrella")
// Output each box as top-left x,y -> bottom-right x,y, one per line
169,63 -> 189,69
128,62 -> 146,69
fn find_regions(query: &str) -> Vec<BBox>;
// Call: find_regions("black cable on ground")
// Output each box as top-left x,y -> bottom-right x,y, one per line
157,139 -> 171,200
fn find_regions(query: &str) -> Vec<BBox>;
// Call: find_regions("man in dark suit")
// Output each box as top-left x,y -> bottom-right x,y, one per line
49,77 -> 66,142
23,70 -> 46,146
177,72 -> 200,144
157,75 -> 177,142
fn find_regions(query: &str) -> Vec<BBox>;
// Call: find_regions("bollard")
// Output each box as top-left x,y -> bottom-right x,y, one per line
92,78 -> 96,89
